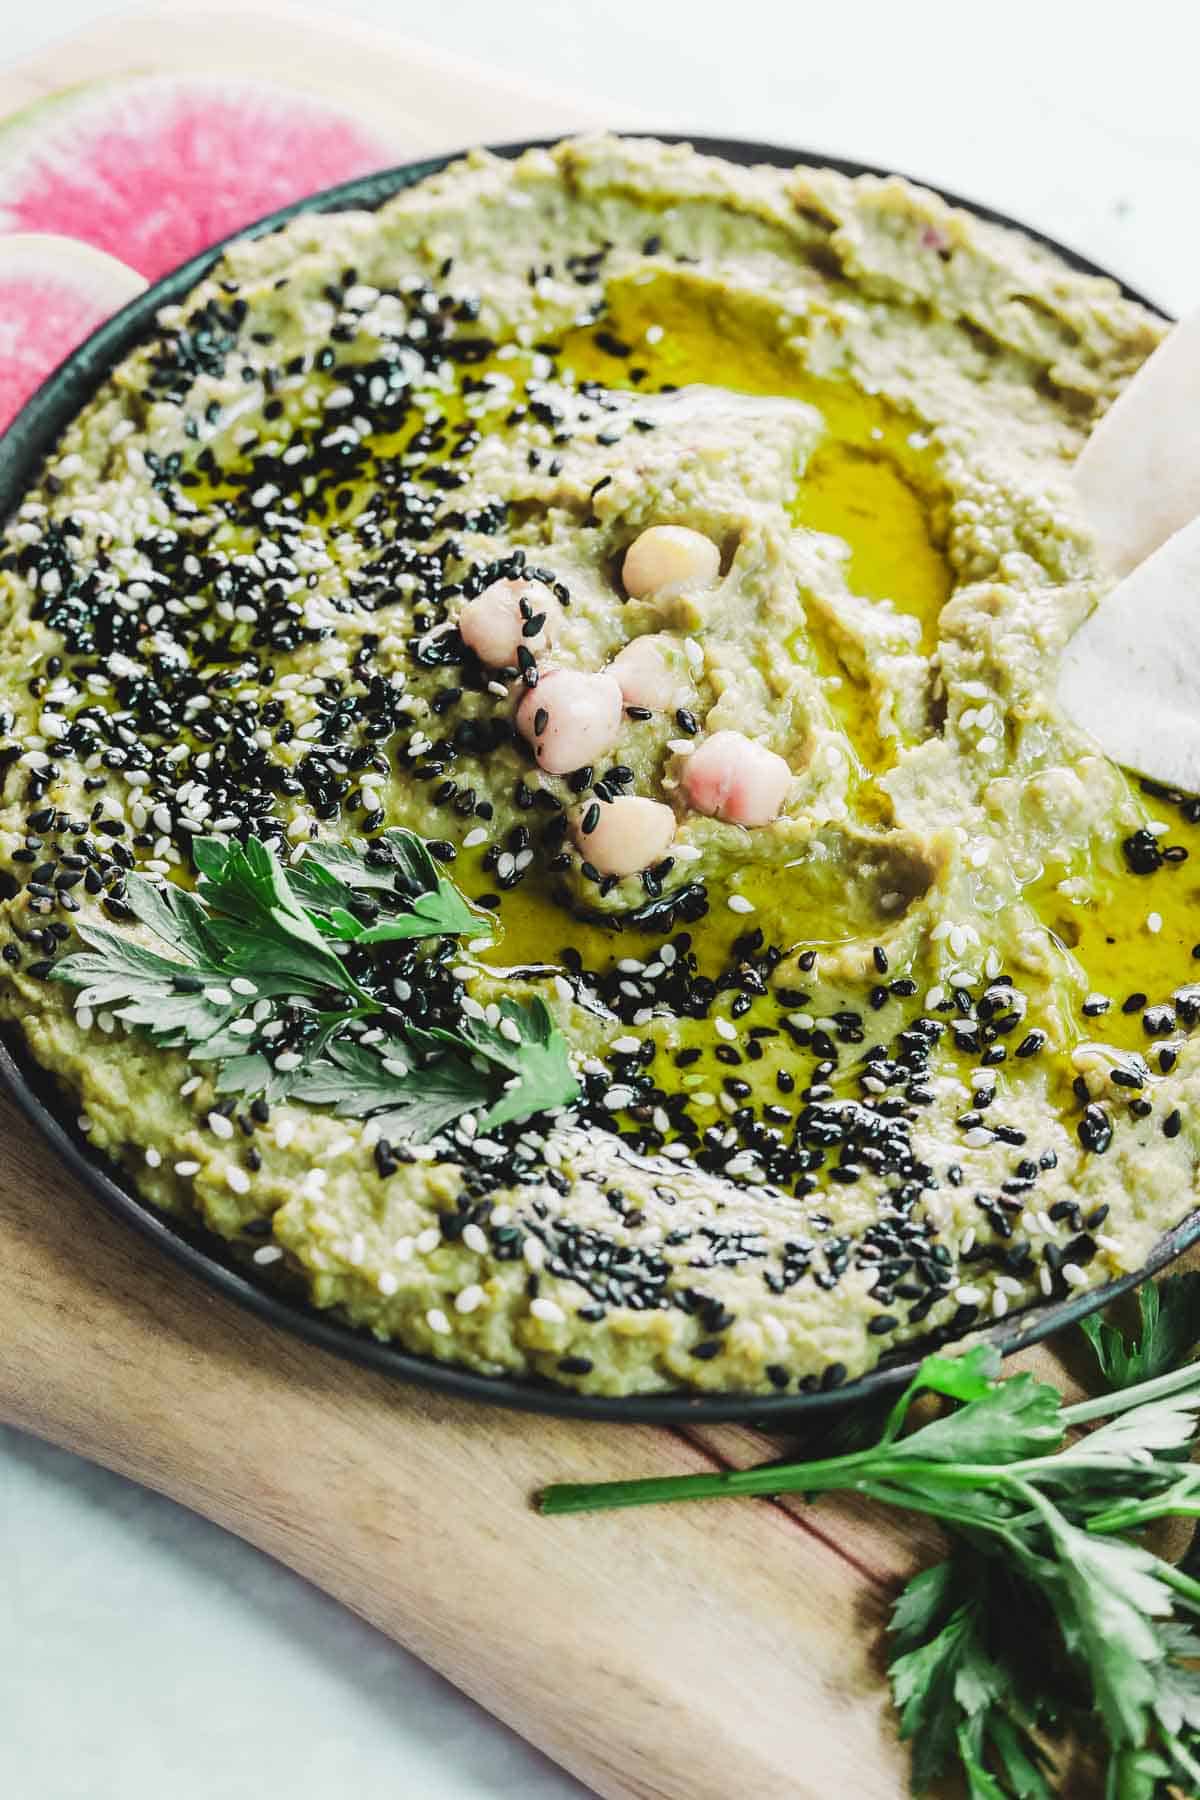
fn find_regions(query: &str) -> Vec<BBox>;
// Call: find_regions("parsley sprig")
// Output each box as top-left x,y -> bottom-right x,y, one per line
541,1282 -> 1200,1797
50,829 -> 578,1140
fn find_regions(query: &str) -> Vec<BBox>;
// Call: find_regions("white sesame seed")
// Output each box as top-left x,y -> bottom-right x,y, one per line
991,1291 -> 1009,1318
226,1167 -> 251,1195
499,1018 -> 523,1044
463,827 -> 488,848
253,1245 -> 284,1266
530,1296 -> 566,1324
174,1160 -> 200,1177
376,1270 -> 399,1297
455,1284 -> 485,1314
1147,912 -> 1163,934
415,1226 -> 441,1254
963,1126 -> 993,1148
426,1308 -> 452,1335
727,894 -> 754,914
1061,1262 -> 1087,1288
523,1236 -> 546,1270
273,1118 -> 296,1149
714,1016 -> 737,1042
230,977 -> 258,996
207,1112 -> 234,1139
1039,1266 -> 1053,1296
613,1035 -> 640,1054
955,1284 -> 984,1306
145,1147 -> 162,1168
273,1051 -> 303,1072
463,1223 -> 489,1255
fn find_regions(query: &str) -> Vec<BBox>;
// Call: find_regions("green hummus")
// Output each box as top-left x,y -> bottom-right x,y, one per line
0,135 -> 1193,1398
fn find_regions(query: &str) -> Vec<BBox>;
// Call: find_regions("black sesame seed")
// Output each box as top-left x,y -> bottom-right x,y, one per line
1122,829 -> 1164,875
1078,1104 -> 1113,1155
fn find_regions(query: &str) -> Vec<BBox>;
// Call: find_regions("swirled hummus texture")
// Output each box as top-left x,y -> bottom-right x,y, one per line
1,136 -> 1194,1397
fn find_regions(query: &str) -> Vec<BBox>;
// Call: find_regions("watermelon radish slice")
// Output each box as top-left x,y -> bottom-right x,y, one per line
0,232 -> 144,432
0,74 -> 408,281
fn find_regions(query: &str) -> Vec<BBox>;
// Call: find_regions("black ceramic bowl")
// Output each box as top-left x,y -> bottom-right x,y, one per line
0,135 -> 1190,1423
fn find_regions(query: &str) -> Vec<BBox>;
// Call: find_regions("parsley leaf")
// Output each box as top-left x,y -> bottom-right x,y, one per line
288,829 -> 490,945
50,828 -> 574,1142
289,1036 -> 494,1142
540,1327 -> 1200,1797
1036,1517 -> 1166,1748
890,1596 -> 977,1789
886,1368 -> 1064,1469
462,996 -> 579,1131
1081,1273 -> 1200,1389
889,1554 -> 1057,1797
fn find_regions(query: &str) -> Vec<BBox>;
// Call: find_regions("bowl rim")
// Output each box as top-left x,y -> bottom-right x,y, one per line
0,131 -> 1186,1424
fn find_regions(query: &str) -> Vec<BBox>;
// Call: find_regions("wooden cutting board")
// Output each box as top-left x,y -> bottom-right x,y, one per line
0,13 -> 1177,1798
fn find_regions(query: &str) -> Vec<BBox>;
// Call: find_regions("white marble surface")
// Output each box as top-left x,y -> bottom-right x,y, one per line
4,2 -> 1200,1794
